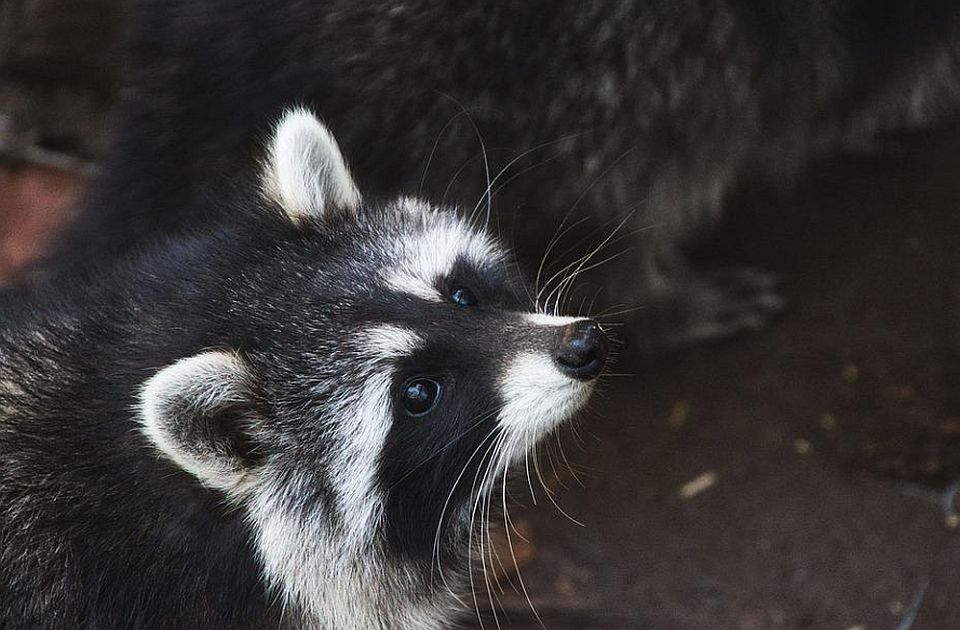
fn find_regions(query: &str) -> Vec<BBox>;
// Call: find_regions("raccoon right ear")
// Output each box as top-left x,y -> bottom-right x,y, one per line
138,351 -> 262,495
261,108 -> 361,223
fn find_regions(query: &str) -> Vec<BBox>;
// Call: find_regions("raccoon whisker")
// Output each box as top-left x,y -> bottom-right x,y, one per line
536,209 -> 641,312
592,304 -> 647,320
535,212 -> 612,313
567,420 -> 589,451
544,225 -> 647,314
469,132 -> 587,226
431,428 -> 502,609
481,435 -> 514,585
588,300 -> 630,317
500,450 -> 544,629
387,409 -> 499,490
465,434 -> 506,630
554,429 -> 586,488
534,143 -> 633,242
542,441 -> 568,492
547,209 -> 636,312
533,214 -> 594,312
546,247 -> 630,317
418,110 -> 472,196
482,152 -> 562,209
542,215 -> 650,314
552,243 -> 634,315
469,432 -> 508,629
523,442 -> 537,506
483,474 -> 516,599
538,209 -> 635,313
513,256 -> 539,313
463,124 -> 493,230
469,149 -> 570,231
433,92 -> 494,231
583,286 -> 604,319
546,209 -> 650,274
470,152 -> 567,236
490,437 -> 523,601
505,483 -> 532,548
484,486 -> 510,594
539,211 -> 636,296
534,145 -> 638,311
442,153 -> 483,207
575,294 -> 591,320
531,440 -> 585,527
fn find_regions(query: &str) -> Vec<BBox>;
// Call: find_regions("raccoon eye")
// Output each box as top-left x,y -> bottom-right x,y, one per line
450,286 -> 477,307
401,378 -> 442,416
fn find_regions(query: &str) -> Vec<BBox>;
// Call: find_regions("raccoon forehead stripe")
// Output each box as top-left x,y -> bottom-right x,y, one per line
384,214 -> 503,301
361,325 -> 421,360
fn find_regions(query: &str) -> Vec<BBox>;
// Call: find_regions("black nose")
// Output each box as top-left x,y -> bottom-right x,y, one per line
554,320 -> 608,380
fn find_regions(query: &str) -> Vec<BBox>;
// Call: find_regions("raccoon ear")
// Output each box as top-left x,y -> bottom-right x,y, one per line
138,351 -> 262,494
261,108 -> 361,222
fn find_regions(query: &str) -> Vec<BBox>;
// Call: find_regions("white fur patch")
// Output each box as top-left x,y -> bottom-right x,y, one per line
362,324 -> 422,360
331,370 -> 394,549
248,482 -> 456,628
384,206 -> 503,301
523,312 -> 583,327
262,108 -> 361,222
311,325 -> 420,552
138,351 -> 257,495
498,353 -> 592,457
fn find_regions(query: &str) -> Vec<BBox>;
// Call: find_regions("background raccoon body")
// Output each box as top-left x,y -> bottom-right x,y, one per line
0,111 -> 606,628
46,0 -> 960,344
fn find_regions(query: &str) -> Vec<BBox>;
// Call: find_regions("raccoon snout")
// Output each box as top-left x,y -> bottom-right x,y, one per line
554,320 -> 608,380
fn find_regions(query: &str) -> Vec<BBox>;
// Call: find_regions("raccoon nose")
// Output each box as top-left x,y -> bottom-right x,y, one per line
554,320 -> 608,380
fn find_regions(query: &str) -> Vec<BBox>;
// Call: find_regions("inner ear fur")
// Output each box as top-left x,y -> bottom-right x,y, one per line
138,350 -> 263,494
261,107 -> 361,223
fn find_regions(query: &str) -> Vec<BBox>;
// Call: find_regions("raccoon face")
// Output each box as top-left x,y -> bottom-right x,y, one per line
136,109 -> 607,612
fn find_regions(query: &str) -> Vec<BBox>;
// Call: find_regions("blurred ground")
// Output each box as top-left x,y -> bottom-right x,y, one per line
0,164 -> 80,277
1,122 -> 959,630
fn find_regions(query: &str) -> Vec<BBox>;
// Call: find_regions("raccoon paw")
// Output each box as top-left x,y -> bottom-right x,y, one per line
650,266 -> 787,348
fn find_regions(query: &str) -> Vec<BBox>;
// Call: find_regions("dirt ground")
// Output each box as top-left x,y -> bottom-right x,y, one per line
1,122 -> 959,630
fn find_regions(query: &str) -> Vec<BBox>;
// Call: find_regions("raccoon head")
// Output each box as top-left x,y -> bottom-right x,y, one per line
137,109 -> 608,619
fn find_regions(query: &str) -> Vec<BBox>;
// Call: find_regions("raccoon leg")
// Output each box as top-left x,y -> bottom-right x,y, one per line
622,165 -> 787,349
630,247 -> 786,351
653,265 -> 786,346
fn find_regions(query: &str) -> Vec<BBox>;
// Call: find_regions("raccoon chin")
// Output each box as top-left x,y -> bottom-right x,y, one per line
495,354 -> 591,461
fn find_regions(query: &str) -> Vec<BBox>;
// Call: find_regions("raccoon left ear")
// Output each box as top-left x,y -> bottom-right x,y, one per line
138,351 -> 262,494
261,108 -> 361,222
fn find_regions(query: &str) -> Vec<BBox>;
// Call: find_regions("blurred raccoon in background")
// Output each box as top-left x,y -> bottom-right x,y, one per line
44,0 -> 960,349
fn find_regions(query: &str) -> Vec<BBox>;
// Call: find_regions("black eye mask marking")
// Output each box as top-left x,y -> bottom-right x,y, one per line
441,254 -> 526,312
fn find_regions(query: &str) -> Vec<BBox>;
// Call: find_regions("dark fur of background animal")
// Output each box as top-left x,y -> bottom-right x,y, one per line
48,0 -> 960,348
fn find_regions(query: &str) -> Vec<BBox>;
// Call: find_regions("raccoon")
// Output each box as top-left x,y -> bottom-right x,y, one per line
43,0 -> 960,347
0,109 -> 609,628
